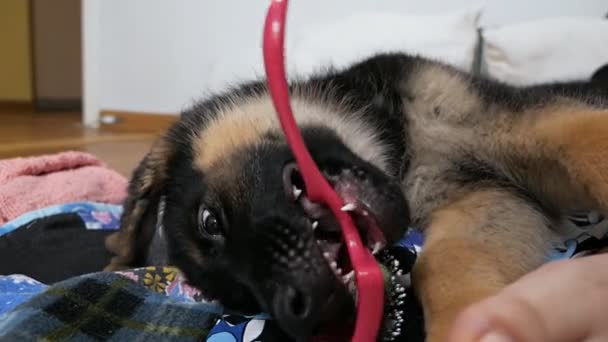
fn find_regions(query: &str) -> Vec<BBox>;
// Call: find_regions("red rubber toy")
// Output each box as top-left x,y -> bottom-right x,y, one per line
262,1 -> 385,340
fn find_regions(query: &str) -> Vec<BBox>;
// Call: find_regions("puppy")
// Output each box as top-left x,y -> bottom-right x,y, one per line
104,53 -> 608,341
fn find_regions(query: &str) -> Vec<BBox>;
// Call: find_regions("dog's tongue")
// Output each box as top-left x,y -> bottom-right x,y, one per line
335,185 -> 388,248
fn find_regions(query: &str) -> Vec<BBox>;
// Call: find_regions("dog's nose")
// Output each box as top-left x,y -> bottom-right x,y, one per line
272,280 -> 355,339
272,284 -> 316,337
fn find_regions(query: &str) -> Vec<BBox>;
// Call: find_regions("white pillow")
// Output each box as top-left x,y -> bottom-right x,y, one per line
482,17 -> 608,85
285,8 -> 482,77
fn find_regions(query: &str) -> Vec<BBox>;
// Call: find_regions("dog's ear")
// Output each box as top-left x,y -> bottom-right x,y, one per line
104,138 -> 172,271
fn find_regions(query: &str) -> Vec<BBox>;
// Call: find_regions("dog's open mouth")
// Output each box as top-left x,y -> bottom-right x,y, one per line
283,163 -> 387,292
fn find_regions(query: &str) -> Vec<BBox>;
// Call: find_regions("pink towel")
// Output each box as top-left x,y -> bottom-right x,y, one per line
0,151 -> 128,224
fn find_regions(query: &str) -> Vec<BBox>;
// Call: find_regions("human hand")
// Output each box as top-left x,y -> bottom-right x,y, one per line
447,253 -> 608,342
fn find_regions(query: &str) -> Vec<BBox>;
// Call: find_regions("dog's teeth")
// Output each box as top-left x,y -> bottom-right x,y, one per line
292,186 -> 302,200
588,211 -> 600,224
330,261 -> 337,269
341,203 -> 356,212
312,221 -> 319,230
361,210 -> 369,216
343,270 -> 355,283
336,268 -> 343,275
371,242 -> 382,255
323,252 -> 331,259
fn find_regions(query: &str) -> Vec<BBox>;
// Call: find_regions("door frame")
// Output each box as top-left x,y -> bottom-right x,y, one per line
82,0 -> 100,128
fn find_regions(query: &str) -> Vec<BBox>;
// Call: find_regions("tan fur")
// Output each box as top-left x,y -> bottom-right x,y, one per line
404,63 -> 486,126
194,96 -> 390,173
402,71 -> 476,228
485,106 -> 603,212
413,188 -> 556,341
194,101 -> 273,171
533,110 -> 608,212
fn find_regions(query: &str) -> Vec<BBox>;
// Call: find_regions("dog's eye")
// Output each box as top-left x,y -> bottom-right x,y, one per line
197,207 -> 222,238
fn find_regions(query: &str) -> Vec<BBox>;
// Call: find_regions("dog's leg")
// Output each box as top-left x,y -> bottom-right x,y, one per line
415,110 -> 608,340
528,110 -> 608,214
413,188 -> 556,342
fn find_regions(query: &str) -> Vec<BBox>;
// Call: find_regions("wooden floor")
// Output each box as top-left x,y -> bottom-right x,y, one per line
0,106 -> 176,176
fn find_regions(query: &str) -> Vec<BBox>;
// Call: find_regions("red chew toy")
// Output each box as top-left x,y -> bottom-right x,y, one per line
262,1 -> 384,340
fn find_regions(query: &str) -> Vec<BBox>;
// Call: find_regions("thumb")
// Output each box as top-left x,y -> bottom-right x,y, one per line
447,254 -> 608,342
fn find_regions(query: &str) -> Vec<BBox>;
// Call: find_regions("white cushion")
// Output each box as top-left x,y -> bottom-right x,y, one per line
482,17 -> 608,85
285,8 -> 482,76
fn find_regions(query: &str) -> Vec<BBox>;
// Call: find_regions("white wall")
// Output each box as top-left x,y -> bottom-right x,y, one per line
85,0 -> 607,121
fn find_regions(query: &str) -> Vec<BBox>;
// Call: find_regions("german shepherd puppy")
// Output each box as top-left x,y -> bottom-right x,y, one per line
104,53 -> 608,341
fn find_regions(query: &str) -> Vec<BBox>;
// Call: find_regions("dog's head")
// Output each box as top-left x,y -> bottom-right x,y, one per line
107,88 -> 409,339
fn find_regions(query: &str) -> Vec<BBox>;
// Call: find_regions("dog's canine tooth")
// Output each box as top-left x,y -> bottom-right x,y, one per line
347,281 -> 357,294
372,242 -> 382,255
323,252 -> 331,259
343,270 -> 354,283
312,221 -> 319,230
588,211 -> 601,224
292,185 -> 302,200
330,261 -> 338,269
341,203 -> 356,212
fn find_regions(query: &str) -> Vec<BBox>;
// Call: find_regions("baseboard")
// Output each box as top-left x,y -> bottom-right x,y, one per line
0,101 -> 35,111
35,98 -> 82,111
99,110 -> 178,133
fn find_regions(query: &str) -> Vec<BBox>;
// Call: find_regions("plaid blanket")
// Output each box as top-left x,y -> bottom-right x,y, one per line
0,267 -> 288,341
